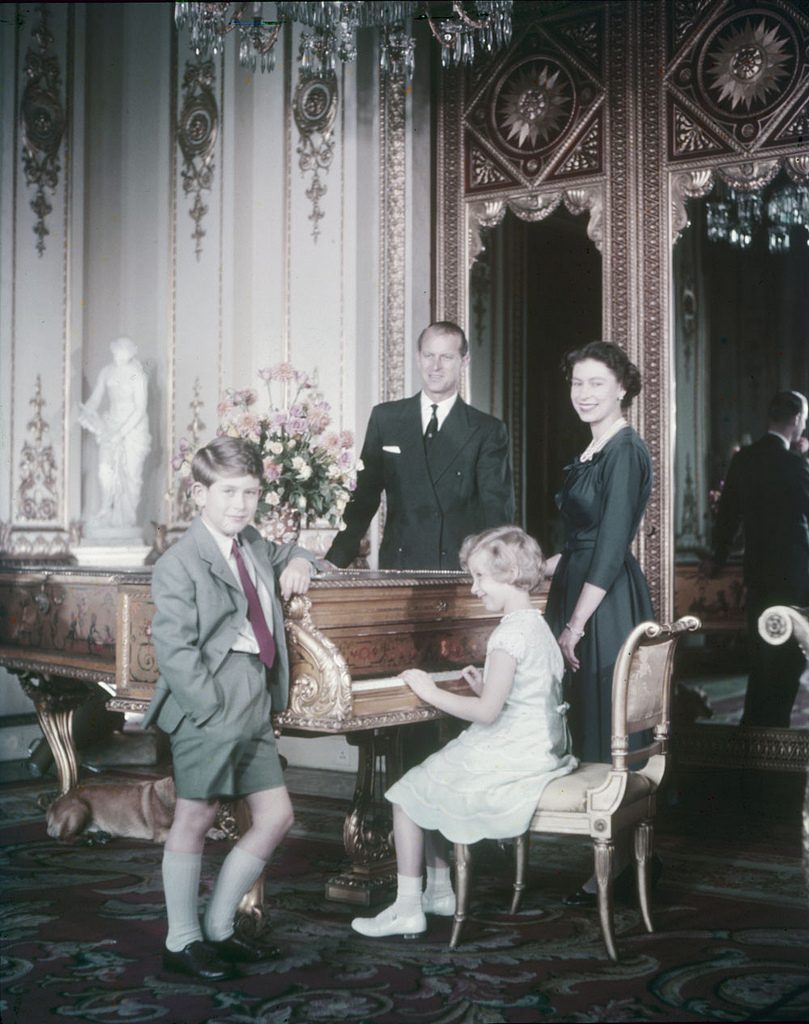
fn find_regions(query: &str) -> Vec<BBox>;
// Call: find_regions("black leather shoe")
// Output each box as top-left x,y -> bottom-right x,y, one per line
162,941 -> 237,980
562,887 -> 597,908
211,933 -> 282,963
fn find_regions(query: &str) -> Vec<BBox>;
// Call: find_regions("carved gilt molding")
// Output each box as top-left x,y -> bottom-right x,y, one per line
378,72 -> 407,403
177,59 -> 218,259
20,3 -> 65,257
16,376 -> 59,524
293,68 -> 337,242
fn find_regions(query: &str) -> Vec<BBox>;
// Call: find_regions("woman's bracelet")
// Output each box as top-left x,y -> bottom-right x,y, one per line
565,622 -> 585,639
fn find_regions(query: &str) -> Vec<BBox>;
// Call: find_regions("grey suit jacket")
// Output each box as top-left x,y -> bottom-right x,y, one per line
142,517 -> 316,734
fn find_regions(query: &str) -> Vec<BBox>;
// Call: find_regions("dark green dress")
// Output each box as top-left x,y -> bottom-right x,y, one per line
545,426 -> 654,762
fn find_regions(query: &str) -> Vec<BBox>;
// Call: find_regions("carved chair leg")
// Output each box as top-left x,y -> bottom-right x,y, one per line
511,832 -> 528,914
635,819 -> 655,933
594,839 -> 618,961
450,842 -> 472,949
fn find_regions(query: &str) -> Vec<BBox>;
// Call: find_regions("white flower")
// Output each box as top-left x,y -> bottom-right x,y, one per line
356,458 -> 364,471
327,463 -> 342,479
267,491 -> 281,507
297,495 -> 307,509
297,464 -> 313,481
268,441 -> 283,455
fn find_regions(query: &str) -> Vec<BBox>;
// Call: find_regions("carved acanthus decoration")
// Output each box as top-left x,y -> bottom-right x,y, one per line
671,168 -> 715,243
470,146 -> 508,187
468,186 -> 603,268
672,104 -> 723,156
670,0 -> 715,51
557,119 -> 601,174
785,154 -> 809,183
20,4 -> 65,257
293,68 -> 337,242
177,59 -> 218,260
276,595 -> 353,727
17,376 -> 59,523
716,158 -> 781,191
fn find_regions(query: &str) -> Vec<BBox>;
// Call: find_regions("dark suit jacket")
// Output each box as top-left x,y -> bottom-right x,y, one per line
142,517 -> 316,734
327,394 -> 515,570
713,433 -> 809,602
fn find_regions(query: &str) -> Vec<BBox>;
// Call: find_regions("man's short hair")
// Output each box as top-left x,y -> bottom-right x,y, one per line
768,390 -> 807,426
417,321 -> 469,358
191,435 -> 263,486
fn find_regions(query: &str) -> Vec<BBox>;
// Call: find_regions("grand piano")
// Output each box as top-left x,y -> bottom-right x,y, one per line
0,563 -> 547,903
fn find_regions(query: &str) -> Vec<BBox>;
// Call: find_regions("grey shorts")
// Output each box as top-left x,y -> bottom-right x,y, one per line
169,651 -> 284,800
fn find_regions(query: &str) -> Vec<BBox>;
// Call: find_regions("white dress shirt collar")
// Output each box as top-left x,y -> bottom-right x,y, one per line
420,391 -> 458,433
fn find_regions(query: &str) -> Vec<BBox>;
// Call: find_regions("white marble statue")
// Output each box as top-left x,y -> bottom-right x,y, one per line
78,337 -> 150,535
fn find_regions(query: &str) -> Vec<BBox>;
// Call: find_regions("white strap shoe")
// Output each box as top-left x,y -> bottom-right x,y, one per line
350,904 -> 427,939
422,890 -> 456,916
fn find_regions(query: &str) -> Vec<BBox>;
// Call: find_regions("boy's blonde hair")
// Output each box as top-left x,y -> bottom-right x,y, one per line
459,526 -> 544,592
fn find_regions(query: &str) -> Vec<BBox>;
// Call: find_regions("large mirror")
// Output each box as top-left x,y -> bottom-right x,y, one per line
466,198 -> 603,550
671,156 -> 809,764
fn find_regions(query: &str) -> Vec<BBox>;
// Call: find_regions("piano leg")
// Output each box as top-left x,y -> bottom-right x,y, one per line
326,729 -> 399,905
17,673 -> 88,794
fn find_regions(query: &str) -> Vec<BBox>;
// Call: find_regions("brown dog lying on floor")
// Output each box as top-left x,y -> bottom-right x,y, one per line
46,775 -> 177,843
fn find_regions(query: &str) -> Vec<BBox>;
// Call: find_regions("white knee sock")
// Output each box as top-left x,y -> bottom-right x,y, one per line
203,845 -> 267,941
425,864 -> 454,898
395,873 -> 423,915
162,850 -> 203,952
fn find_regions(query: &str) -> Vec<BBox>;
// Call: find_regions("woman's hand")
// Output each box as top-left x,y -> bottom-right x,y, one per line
400,668 -> 438,704
461,665 -> 484,695
558,626 -> 582,671
543,553 -> 562,578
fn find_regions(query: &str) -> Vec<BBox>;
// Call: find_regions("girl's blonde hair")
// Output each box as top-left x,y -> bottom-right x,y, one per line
459,526 -> 544,592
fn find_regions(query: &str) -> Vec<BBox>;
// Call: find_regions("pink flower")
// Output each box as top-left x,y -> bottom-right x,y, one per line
270,362 -> 297,382
338,430 -> 354,449
271,410 -> 289,431
262,458 -> 282,482
236,411 -> 260,439
322,431 -> 341,452
257,366 -> 273,381
217,399 -> 233,418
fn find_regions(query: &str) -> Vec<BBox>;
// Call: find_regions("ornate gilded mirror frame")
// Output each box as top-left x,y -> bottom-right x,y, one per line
435,2 -> 672,620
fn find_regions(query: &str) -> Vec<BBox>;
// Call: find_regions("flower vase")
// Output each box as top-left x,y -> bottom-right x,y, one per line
259,504 -> 302,544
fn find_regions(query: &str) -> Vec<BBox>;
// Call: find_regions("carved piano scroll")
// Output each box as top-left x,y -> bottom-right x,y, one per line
279,594 -> 353,726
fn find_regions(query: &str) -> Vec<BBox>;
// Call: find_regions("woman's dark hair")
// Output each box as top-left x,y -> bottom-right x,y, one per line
562,340 -> 642,410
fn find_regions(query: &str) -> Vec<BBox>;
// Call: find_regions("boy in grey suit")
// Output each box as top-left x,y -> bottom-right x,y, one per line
142,436 -> 316,980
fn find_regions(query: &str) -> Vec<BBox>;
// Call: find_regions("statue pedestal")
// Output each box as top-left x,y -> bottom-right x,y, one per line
73,543 -> 151,567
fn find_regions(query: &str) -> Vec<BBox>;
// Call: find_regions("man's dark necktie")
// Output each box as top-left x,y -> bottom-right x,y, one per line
231,540 -> 276,669
425,403 -> 439,442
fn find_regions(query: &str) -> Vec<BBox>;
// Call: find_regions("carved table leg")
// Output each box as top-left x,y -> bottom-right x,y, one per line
17,673 -> 88,794
326,729 -> 398,905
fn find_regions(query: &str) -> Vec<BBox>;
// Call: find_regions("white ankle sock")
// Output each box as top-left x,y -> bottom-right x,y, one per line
162,850 -> 203,952
395,873 -> 423,915
203,845 -> 267,942
425,864 -> 453,896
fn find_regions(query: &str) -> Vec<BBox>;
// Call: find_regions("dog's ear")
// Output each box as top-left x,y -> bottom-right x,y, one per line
47,795 -> 90,842
154,775 -> 176,807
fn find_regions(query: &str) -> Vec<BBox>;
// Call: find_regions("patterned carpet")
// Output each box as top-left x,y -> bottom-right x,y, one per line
1,769 -> 808,1023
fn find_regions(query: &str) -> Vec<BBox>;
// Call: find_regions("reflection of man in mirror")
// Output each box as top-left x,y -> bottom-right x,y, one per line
78,337 -> 150,531
711,390 -> 809,727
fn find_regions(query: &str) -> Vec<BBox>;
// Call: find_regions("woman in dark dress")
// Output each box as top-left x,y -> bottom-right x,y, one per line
545,342 -> 654,764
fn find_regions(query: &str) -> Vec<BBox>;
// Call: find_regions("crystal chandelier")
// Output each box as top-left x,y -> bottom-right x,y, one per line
174,2 -> 513,80
706,179 -> 809,253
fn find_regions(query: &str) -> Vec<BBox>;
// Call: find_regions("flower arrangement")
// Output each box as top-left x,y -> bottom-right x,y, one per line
174,363 -> 359,534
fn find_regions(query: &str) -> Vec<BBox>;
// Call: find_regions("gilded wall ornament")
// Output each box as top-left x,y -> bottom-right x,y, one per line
20,4 -> 65,257
176,378 -> 206,523
177,59 -> 218,260
17,376 -> 59,522
667,3 -> 807,158
293,69 -> 337,242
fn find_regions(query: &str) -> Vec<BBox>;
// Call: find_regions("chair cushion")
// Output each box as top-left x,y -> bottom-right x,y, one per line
533,762 -> 656,814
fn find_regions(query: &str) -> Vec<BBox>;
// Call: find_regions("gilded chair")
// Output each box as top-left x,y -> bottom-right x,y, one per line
449,615 -> 701,960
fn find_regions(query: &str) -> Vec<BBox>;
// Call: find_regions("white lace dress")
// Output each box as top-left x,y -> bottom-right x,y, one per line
386,608 -> 578,844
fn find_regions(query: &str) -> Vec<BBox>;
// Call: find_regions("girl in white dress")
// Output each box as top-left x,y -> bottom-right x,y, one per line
351,526 -> 578,939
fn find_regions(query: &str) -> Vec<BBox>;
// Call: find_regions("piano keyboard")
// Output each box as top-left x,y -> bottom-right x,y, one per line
351,668 -> 476,717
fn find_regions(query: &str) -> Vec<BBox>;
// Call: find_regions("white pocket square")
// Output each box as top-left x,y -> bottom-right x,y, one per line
382,445 -> 401,454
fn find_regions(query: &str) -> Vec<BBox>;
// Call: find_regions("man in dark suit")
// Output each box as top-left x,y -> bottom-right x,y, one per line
712,390 -> 809,727
327,321 -> 515,570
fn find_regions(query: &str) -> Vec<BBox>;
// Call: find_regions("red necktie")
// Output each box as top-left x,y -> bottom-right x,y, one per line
231,540 -> 276,669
